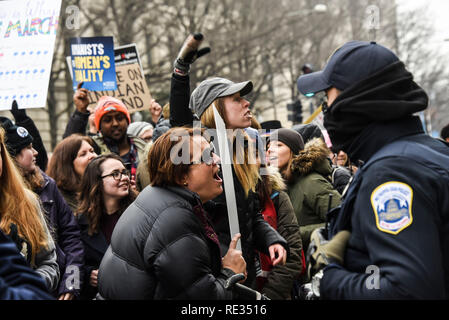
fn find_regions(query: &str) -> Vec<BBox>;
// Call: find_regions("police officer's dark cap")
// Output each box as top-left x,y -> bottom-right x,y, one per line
297,41 -> 399,95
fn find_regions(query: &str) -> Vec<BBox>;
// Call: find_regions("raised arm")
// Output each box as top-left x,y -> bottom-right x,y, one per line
170,33 -> 210,127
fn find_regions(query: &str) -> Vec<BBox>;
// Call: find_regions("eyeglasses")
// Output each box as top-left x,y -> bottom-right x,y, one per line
101,169 -> 130,181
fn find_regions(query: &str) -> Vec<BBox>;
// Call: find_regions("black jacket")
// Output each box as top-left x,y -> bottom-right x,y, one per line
98,186 -> 236,300
322,117 -> 449,299
206,172 -> 289,288
331,165 -> 352,195
37,172 -> 84,297
77,214 -> 109,300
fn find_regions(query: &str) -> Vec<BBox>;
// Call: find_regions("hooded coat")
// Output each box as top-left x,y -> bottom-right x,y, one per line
286,138 -> 341,251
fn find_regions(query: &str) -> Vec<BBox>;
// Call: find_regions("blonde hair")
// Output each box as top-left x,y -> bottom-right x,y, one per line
200,99 -> 259,197
162,103 -> 170,120
0,128 -> 49,263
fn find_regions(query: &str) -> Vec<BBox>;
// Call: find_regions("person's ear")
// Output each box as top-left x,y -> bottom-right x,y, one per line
176,173 -> 189,187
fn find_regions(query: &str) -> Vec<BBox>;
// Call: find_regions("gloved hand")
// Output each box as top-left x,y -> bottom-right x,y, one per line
8,223 -> 32,265
299,269 -> 324,300
173,33 -> 211,76
306,227 -> 351,278
10,100 -> 28,122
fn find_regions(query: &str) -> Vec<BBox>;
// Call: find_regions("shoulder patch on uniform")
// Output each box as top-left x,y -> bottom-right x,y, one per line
370,181 -> 413,235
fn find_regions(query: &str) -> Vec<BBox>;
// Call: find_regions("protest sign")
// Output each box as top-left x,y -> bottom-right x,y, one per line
114,44 -> 144,73
0,0 -> 62,110
86,63 -> 152,114
70,36 -> 117,91
67,43 -> 144,82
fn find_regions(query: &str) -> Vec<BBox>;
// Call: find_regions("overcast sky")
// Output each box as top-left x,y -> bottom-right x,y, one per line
397,0 -> 449,43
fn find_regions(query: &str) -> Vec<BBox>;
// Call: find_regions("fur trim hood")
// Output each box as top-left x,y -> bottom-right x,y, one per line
291,137 -> 332,176
263,165 -> 287,191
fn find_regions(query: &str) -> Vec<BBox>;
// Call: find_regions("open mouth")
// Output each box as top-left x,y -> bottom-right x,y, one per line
244,111 -> 252,119
213,168 -> 222,183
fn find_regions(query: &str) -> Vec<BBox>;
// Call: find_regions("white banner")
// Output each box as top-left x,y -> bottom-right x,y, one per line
0,0 -> 62,110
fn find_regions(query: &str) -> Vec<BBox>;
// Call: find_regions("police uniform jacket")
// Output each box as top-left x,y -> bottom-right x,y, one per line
322,116 -> 449,299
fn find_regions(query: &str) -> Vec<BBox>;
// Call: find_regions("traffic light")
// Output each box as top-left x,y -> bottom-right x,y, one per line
287,100 -> 303,124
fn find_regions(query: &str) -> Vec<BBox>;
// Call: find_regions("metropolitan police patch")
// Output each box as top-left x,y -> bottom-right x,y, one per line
370,181 -> 413,235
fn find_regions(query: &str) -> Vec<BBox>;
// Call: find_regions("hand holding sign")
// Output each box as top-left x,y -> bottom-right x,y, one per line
222,233 -> 247,280
73,82 -> 90,113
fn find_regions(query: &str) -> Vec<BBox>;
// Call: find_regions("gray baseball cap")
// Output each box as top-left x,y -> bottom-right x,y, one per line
189,77 -> 253,118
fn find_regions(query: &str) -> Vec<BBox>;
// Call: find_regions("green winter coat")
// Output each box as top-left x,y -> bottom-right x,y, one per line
286,138 -> 341,251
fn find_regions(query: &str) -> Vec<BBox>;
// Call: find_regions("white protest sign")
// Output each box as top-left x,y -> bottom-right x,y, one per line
0,0 -> 62,110
213,105 -> 241,251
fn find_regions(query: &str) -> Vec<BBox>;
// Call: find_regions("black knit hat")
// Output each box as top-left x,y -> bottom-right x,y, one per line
293,123 -> 324,144
270,128 -> 304,155
0,116 -> 33,156
261,120 -> 282,131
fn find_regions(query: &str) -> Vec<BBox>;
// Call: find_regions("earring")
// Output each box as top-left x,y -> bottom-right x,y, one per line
183,181 -> 188,186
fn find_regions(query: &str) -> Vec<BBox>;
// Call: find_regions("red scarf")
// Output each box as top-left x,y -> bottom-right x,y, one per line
256,195 -> 277,291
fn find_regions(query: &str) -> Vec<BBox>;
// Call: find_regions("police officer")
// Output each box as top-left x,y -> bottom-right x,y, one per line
296,41 -> 449,299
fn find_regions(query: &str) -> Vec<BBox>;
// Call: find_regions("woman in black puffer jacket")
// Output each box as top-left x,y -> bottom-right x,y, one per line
98,128 -> 247,299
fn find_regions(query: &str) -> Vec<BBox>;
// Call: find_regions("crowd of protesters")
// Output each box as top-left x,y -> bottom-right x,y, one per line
0,33 -> 448,301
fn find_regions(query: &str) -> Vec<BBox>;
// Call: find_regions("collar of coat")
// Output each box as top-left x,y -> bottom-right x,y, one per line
165,185 -> 203,207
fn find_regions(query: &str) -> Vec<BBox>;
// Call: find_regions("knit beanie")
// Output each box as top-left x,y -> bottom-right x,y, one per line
127,121 -> 153,137
0,116 -> 33,156
94,96 -> 131,131
270,128 -> 304,155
